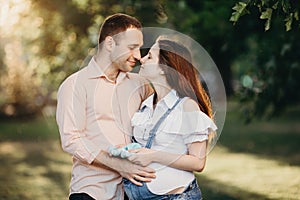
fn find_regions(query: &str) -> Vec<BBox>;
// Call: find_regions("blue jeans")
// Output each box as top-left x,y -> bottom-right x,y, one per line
123,178 -> 202,200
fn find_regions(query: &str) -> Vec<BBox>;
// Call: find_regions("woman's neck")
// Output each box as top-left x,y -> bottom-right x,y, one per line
152,81 -> 172,103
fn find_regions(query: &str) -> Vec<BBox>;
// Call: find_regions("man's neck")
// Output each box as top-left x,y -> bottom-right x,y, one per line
105,66 -> 120,82
94,51 -> 120,82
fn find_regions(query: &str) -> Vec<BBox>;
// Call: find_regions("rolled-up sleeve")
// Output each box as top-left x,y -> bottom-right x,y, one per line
56,74 -> 100,164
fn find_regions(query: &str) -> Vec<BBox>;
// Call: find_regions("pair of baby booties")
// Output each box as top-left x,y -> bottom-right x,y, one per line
109,143 -> 142,158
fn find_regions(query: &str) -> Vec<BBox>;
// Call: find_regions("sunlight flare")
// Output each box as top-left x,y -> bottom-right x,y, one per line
0,0 -> 31,36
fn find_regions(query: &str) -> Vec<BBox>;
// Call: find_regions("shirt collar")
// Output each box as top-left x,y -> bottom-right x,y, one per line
140,89 -> 179,110
161,89 -> 180,109
141,93 -> 154,110
87,56 -> 127,83
86,57 -> 104,78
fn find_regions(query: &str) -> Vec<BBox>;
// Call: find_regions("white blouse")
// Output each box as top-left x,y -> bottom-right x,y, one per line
131,89 -> 217,195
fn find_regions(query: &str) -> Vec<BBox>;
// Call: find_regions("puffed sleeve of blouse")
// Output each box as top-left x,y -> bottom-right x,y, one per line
163,110 -> 217,144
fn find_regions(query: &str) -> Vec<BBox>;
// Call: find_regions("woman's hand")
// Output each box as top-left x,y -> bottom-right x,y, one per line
127,148 -> 157,167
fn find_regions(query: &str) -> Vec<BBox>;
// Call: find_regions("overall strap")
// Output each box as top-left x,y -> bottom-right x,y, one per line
145,98 -> 182,149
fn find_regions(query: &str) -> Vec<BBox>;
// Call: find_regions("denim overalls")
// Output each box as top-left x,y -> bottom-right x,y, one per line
123,98 -> 202,200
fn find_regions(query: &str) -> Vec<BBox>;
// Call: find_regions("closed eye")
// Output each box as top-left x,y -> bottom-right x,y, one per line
128,45 -> 139,51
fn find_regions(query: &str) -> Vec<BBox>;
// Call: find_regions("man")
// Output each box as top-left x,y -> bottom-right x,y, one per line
56,13 -> 155,200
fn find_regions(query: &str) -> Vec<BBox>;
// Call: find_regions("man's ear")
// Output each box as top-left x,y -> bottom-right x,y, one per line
104,36 -> 115,51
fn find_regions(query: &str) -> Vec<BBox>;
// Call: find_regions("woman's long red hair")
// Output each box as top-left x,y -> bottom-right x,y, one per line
157,39 -> 213,119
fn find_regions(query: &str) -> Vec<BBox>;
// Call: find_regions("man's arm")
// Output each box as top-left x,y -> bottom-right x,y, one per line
56,75 -> 100,163
56,75 -> 155,185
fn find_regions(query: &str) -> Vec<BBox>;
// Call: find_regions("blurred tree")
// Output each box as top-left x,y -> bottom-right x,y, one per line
0,0 -> 163,118
159,1 -> 246,96
1,0 -> 298,121
245,28 -> 300,120
0,0 -> 93,118
0,0 -> 45,117
229,0 -> 300,121
155,0 -> 300,120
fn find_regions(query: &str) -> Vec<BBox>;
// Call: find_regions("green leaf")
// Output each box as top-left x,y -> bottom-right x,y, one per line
282,1 -> 291,13
230,2 -> 248,23
260,8 -> 272,19
285,13 -> 293,31
294,11 -> 299,21
272,2 -> 278,10
260,8 -> 272,31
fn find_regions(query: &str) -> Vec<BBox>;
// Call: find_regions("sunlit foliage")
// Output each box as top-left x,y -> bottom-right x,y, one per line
230,0 -> 300,31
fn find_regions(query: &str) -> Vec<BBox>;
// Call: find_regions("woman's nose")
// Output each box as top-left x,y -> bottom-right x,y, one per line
140,55 -> 147,64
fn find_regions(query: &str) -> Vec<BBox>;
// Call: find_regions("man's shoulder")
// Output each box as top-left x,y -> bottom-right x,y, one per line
59,67 -> 88,89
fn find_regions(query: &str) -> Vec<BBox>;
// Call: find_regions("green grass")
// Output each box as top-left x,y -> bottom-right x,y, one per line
0,102 -> 299,199
218,102 -> 300,166
0,116 -> 59,141
0,141 -> 71,199
196,102 -> 300,200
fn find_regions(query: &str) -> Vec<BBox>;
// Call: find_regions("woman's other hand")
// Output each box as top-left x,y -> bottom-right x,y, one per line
127,148 -> 156,167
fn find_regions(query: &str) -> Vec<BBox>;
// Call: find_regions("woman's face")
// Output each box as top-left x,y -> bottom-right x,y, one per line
139,43 -> 162,80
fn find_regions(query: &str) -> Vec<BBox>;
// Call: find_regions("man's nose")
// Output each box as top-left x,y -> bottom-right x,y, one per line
133,49 -> 141,60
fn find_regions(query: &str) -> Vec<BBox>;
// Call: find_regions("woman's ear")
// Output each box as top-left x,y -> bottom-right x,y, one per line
104,36 -> 115,52
159,70 -> 165,75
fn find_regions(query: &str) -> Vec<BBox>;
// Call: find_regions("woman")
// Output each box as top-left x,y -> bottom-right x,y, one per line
123,37 -> 217,200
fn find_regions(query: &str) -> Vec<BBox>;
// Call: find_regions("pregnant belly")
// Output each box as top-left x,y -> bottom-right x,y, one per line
147,163 -> 195,195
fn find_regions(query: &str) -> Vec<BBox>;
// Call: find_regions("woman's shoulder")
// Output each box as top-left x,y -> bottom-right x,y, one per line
181,97 -> 200,112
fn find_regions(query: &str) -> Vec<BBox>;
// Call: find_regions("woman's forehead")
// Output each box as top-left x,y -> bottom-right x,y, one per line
149,43 -> 159,53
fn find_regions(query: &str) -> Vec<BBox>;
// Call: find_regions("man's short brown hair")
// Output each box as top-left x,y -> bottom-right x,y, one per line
98,13 -> 142,45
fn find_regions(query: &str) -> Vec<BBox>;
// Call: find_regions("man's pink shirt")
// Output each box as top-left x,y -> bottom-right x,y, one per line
56,57 -> 151,199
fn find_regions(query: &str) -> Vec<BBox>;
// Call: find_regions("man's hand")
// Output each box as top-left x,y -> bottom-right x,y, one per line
94,150 -> 156,186
117,158 -> 156,186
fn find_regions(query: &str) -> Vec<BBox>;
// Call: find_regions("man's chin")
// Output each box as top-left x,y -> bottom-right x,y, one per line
121,65 -> 133,72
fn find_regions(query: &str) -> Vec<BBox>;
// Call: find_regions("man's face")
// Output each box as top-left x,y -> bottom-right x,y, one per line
110,28 -> 143,72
